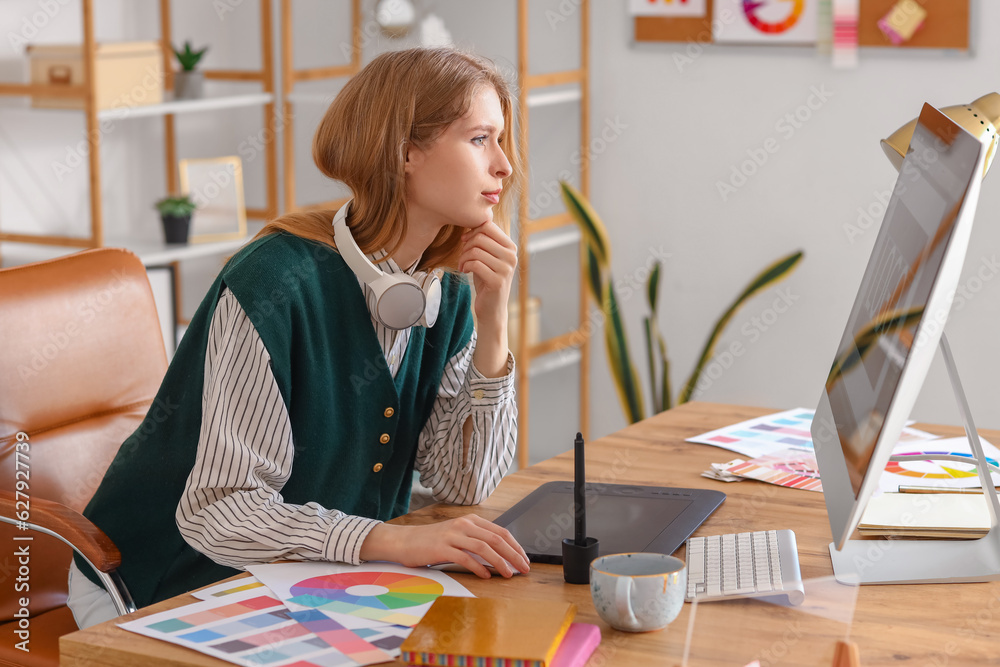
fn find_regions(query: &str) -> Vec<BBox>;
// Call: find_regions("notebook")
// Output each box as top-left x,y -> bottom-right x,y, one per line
858,492 -> 992,538
551,623 -> 601,667
399,596 -> 576,667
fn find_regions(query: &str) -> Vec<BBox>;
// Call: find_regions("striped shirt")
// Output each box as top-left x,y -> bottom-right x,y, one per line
176,250 -> 517,569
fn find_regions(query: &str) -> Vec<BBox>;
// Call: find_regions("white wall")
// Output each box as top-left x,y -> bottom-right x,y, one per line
4,1 -> 999,462
582,2 -> 1000,446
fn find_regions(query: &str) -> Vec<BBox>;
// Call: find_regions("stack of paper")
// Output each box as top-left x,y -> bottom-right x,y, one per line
858,493 -> 992,538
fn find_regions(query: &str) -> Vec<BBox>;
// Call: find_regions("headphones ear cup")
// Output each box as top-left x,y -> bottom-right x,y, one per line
368,274 -> 426,330
415,271 -> 442,328
333,200 -> 434,330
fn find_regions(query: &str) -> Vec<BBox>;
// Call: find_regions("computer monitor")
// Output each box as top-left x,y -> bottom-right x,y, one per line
812,103 -> 1000,584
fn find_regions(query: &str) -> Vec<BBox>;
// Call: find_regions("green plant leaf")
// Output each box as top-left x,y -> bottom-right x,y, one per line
679,250 -> 804,404
154,195 -> 197,217
643,316 -> 658,412
603,282 -> 645,423
660,353 -> 671,413
173,40 -> 208,71
647,261 -> 661,313
585,245 -> 603,303
652,318 -> 671,412
560,181 -> 610,268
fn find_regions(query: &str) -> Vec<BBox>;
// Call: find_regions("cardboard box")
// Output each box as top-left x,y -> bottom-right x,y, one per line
27,41 -> 163,110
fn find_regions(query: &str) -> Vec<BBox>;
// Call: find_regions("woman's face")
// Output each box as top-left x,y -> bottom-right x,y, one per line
404,85 -> 512,233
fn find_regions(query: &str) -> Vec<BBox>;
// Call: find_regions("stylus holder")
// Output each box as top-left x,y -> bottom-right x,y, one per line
562,537 -> 599,584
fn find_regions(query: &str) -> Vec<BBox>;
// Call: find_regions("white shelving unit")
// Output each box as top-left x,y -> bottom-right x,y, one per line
0,0 -> 278,334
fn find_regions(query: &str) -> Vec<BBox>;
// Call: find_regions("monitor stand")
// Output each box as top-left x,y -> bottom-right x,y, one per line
829,334 -> 1000,585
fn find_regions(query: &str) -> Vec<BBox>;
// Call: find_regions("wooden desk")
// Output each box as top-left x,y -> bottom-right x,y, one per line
61,402 -> 1000,666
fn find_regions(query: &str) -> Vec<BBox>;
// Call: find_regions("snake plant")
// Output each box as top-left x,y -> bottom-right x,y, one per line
560,181 -> 804,423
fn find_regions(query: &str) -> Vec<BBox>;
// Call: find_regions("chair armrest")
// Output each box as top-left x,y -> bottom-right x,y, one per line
0,491 -> 121,572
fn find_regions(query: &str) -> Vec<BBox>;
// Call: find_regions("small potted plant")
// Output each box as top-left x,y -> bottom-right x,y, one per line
172,40 -> 208,99
154,194 -> 197,244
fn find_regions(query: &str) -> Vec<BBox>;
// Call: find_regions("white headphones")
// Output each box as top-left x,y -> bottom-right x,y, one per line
332,200 -> 442,330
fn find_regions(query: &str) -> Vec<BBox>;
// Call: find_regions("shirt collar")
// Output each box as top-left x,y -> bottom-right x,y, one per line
367,249 -> 419,276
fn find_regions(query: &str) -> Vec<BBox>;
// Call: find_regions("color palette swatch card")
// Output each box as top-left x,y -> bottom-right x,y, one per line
720,451 -> 824,492
119,586 -> 404,667
192,575 -> 267,601
247,562 -> 473,629
689,408 -> 938,459
832,0 -> 860,67
687,408 -> 820,458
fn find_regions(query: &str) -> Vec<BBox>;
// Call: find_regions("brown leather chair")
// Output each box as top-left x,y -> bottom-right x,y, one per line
0,248 -> 168,666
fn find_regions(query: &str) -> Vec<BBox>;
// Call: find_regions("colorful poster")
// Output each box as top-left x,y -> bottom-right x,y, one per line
713,0 -> 819,44
119,587 -> 404,667
247,562 -> 473,628
630,0 -> 707,18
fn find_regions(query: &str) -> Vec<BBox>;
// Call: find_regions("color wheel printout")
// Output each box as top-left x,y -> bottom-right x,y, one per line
247,562 -> 473,628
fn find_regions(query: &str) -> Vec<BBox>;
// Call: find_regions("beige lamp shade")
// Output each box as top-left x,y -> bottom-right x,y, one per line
881,92 -> 1000,179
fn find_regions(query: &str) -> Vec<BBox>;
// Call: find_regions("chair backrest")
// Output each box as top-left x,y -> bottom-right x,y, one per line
0,248 -> 168,618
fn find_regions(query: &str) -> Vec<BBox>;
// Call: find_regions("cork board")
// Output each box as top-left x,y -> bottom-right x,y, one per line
634,0 -> 969,50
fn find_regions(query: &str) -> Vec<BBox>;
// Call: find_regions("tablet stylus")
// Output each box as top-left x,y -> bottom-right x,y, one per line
562,432 -> 599,584
574,432 -> 586,546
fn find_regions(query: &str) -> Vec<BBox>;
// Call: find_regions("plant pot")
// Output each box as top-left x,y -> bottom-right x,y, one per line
161,214 -> 191,244
173,71 -> 203,100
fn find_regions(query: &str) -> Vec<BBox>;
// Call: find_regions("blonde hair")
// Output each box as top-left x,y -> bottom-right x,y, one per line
255,47 -> 523,272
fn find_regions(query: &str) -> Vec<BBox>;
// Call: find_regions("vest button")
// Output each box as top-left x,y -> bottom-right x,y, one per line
373,462 -> 383,473
473,389 -> 485,400
380,433 -> 390,444
384,407 -> 394,418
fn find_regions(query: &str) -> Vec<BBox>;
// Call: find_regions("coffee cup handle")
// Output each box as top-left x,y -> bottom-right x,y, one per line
615,577 -> 639,630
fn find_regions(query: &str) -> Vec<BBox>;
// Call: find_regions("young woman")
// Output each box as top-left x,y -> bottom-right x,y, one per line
67,46 -> 529,629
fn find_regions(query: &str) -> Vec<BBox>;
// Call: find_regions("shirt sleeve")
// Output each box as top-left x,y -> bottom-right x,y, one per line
175,288 -> 381,569
414,328 -> 518,505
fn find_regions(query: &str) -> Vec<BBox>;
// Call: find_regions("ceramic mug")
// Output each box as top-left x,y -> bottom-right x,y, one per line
590,553 -> 686,632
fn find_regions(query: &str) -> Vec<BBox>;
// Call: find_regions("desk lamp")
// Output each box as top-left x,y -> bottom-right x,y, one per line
881,92 -> 1000,178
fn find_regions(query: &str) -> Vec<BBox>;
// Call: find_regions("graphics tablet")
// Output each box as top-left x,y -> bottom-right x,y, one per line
493,482 -> 725,564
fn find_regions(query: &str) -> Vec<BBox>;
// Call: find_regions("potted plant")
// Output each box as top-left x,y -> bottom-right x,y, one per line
154,195 -> 197,244
172,40 -> 208,99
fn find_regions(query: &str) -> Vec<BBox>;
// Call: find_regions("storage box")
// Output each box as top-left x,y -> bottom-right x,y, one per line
27,41 -> 163,110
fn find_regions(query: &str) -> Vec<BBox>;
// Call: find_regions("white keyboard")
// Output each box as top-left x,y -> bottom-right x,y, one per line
685,529 -> 805,605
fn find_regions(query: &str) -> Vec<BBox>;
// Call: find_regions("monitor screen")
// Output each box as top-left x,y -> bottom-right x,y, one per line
814,103 -> 987,552
824,105 -> 983,499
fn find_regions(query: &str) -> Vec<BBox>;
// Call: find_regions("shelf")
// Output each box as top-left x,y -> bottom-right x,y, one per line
528,346 -> 582,378
0,92 -> 274,121
101,92 -> 274,121
286,91 -> 338,105
0,222 -> 264,268
109,231 -> 260,265
288,89 -> 581,109
525,227 -> 580,254
526,88 -> 582,108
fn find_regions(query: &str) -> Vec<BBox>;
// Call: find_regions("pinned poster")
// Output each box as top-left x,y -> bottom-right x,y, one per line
630,0 -> 707,18
713,0 -> 820,44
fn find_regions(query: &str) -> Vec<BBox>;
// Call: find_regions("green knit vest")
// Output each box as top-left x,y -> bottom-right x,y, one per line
78,232 -> 473,607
